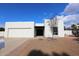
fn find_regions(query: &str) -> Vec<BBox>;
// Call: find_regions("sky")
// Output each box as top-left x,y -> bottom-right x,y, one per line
62,3 -> 79,28
0,3 -> 68,27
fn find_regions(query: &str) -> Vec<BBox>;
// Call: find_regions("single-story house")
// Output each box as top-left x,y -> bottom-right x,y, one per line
4,16 -> 65,38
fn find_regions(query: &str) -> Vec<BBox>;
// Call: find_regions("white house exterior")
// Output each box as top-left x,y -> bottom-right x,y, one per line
4,22 -> 34,38
44,16 -> 64,37
4,16 -> 65,38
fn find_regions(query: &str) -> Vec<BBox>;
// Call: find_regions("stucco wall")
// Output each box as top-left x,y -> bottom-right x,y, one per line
44,17 -> 64,37
4,22 -> 34,38
57,16 -> 64,37
44,19 -> 53,37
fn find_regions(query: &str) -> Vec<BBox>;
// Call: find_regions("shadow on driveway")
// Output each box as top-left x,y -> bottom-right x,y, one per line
27,50 -> 70,56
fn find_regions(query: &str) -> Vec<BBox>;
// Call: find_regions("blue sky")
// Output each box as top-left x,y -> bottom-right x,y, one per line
0,3 -> 68,27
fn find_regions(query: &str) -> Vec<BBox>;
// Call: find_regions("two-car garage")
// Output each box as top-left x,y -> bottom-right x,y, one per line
4,22 -> 34,38
4,22 -> 45,38
8,28 -> 34,38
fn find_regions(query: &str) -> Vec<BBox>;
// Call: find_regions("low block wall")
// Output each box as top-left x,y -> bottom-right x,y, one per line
64,30 -> 72,36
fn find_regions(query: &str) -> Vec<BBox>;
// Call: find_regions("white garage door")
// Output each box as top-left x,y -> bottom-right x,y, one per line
8,28 -> 34,38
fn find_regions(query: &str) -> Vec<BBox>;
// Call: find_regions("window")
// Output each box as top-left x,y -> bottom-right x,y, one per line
53,27 -> 58,35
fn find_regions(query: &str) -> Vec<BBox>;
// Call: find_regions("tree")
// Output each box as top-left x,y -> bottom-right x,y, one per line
0,27 -> 5,31
71,24 -> 79,37
71,24 -> 77,30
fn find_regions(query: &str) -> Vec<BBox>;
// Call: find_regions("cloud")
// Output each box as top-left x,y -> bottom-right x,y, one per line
63,14 -> 79,27
63,14 -> 79,22
61,3 -> 79,28
63,3 -> 79,15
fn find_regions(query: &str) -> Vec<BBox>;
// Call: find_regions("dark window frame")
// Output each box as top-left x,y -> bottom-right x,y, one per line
52,27 -> 58,35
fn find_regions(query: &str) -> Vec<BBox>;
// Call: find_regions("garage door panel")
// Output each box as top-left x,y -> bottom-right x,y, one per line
8,29 -> 34,38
